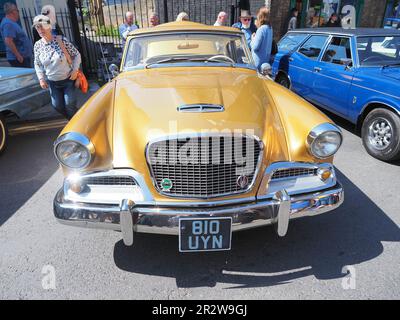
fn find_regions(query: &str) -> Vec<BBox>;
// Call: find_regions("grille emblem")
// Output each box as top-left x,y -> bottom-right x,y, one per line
236,175 -> 249,189
161,178 -> 173,191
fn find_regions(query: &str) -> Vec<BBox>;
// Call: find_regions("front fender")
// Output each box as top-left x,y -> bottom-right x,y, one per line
264,80 -> 336,164
58,81 -> 116,175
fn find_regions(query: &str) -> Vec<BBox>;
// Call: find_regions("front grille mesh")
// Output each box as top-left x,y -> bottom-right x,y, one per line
271,168 -> 318,180
147,136 -> 262,198
83,176 -> 136,186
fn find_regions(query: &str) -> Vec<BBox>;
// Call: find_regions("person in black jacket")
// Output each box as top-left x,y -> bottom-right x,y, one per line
325,13 -> 341,27
32,5 -> 63,43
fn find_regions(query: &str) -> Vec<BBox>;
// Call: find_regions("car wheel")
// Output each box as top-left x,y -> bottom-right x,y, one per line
0,113 -> 8,155
276,73 -> 290,89
361,108 -> 400,162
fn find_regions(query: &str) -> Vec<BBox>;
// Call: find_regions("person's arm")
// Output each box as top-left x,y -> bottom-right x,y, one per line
251,27 -> 263,52
34,43 -> 47,89
119,24 -> 128,40
4,37 -> 23,62
2,23 -> 23,62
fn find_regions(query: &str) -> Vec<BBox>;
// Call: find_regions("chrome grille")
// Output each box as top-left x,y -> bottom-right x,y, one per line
147,135 -> 262,198
83,176 -> 136,186
271,168 -> 318,180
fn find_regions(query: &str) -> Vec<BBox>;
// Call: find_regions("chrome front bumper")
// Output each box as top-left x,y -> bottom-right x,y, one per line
54,183 -> 344,242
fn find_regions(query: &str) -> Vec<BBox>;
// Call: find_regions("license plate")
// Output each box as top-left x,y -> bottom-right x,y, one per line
179,217 -> 232,252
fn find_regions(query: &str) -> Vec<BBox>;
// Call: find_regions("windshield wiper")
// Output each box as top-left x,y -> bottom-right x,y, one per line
145,57 -> 192,68
144,56 -> 236,68
382,63 -> 400,69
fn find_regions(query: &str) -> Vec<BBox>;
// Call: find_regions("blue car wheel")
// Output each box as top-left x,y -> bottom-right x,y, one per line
362,108 -> 400,162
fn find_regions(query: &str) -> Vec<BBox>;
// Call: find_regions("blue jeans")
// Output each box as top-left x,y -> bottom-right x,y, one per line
48,79 -> 77,120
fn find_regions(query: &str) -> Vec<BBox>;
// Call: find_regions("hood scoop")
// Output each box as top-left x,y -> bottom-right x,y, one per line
177,104 -> 225,113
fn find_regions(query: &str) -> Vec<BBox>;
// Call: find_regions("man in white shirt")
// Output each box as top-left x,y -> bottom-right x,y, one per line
214,11 -> 228,26
119,11 -> 138,46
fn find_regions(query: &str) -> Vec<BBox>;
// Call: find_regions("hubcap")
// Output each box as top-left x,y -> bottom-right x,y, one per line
368,117 -> 393,151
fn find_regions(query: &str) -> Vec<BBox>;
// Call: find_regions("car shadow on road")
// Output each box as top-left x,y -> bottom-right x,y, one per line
0,128 -> 60,226
113,169 -> 400,289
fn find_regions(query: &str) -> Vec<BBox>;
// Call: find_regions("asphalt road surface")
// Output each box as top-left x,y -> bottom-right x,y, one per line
0,109 -> 399,300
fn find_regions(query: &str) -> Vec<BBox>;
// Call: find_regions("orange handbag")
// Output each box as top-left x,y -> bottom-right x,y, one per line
75,70 -> 89,94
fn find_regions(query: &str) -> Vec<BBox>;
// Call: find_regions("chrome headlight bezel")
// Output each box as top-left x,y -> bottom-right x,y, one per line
54,132 -> 95,169
306,123 -> 343,159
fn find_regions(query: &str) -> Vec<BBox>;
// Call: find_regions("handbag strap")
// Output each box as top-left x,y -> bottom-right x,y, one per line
56,36 -> 73,66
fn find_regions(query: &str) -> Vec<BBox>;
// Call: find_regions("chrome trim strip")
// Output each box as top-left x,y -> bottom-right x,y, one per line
144,133 -> 264,199
351,84 -> 400,101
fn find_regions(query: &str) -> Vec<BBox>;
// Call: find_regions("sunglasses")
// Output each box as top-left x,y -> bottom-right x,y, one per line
241,18 -> 251,21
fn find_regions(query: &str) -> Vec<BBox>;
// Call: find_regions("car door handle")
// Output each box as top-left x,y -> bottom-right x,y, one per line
288,57 -> 294,62
314,67 -> 322,72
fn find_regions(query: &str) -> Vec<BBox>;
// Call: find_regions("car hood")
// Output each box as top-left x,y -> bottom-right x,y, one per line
111,67 -> 286,195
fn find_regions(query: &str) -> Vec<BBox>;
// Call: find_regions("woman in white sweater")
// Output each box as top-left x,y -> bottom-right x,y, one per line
33,15 -> 81,119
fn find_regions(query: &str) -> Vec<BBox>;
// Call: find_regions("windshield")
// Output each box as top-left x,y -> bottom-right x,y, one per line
357,36 -> 400,66
123,33 -> 253,69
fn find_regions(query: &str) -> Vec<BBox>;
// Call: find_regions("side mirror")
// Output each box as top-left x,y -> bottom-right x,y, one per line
260,63 -> 272,76
109,64 -> 119,78
341,58 -> 353,70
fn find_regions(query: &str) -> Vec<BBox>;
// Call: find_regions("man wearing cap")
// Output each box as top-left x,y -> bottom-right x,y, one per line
0,2 -> 33,68
232,10 -> 257,48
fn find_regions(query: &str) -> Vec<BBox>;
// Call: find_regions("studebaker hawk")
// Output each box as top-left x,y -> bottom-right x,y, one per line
53,22 -> 344,252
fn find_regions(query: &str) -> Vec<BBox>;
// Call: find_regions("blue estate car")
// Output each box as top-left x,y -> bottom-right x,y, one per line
272,28 -> 400,162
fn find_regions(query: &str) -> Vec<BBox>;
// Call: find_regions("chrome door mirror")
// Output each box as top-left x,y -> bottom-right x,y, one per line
109,64 -> 119,78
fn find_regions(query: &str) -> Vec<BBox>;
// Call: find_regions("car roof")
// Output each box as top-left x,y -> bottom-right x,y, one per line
288,27 -> 400,37
128,21 -> 243,37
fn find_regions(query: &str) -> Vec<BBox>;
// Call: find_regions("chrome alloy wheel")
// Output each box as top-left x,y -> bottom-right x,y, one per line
368,117 -> 393,151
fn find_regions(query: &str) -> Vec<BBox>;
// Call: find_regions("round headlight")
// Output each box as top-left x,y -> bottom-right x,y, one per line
307,124 -> 342,159
54,133 -> 94,169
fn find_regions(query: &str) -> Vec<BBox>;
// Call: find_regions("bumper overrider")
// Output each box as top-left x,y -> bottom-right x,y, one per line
53,163 -> 344,246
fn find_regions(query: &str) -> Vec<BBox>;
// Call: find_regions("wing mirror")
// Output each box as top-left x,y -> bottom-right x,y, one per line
109,64 -> 120,78
260,63 -> 272,76
341,58 -> 353,70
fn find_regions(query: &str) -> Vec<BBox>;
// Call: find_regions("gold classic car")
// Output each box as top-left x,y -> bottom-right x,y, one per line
53,22 -> 344,252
